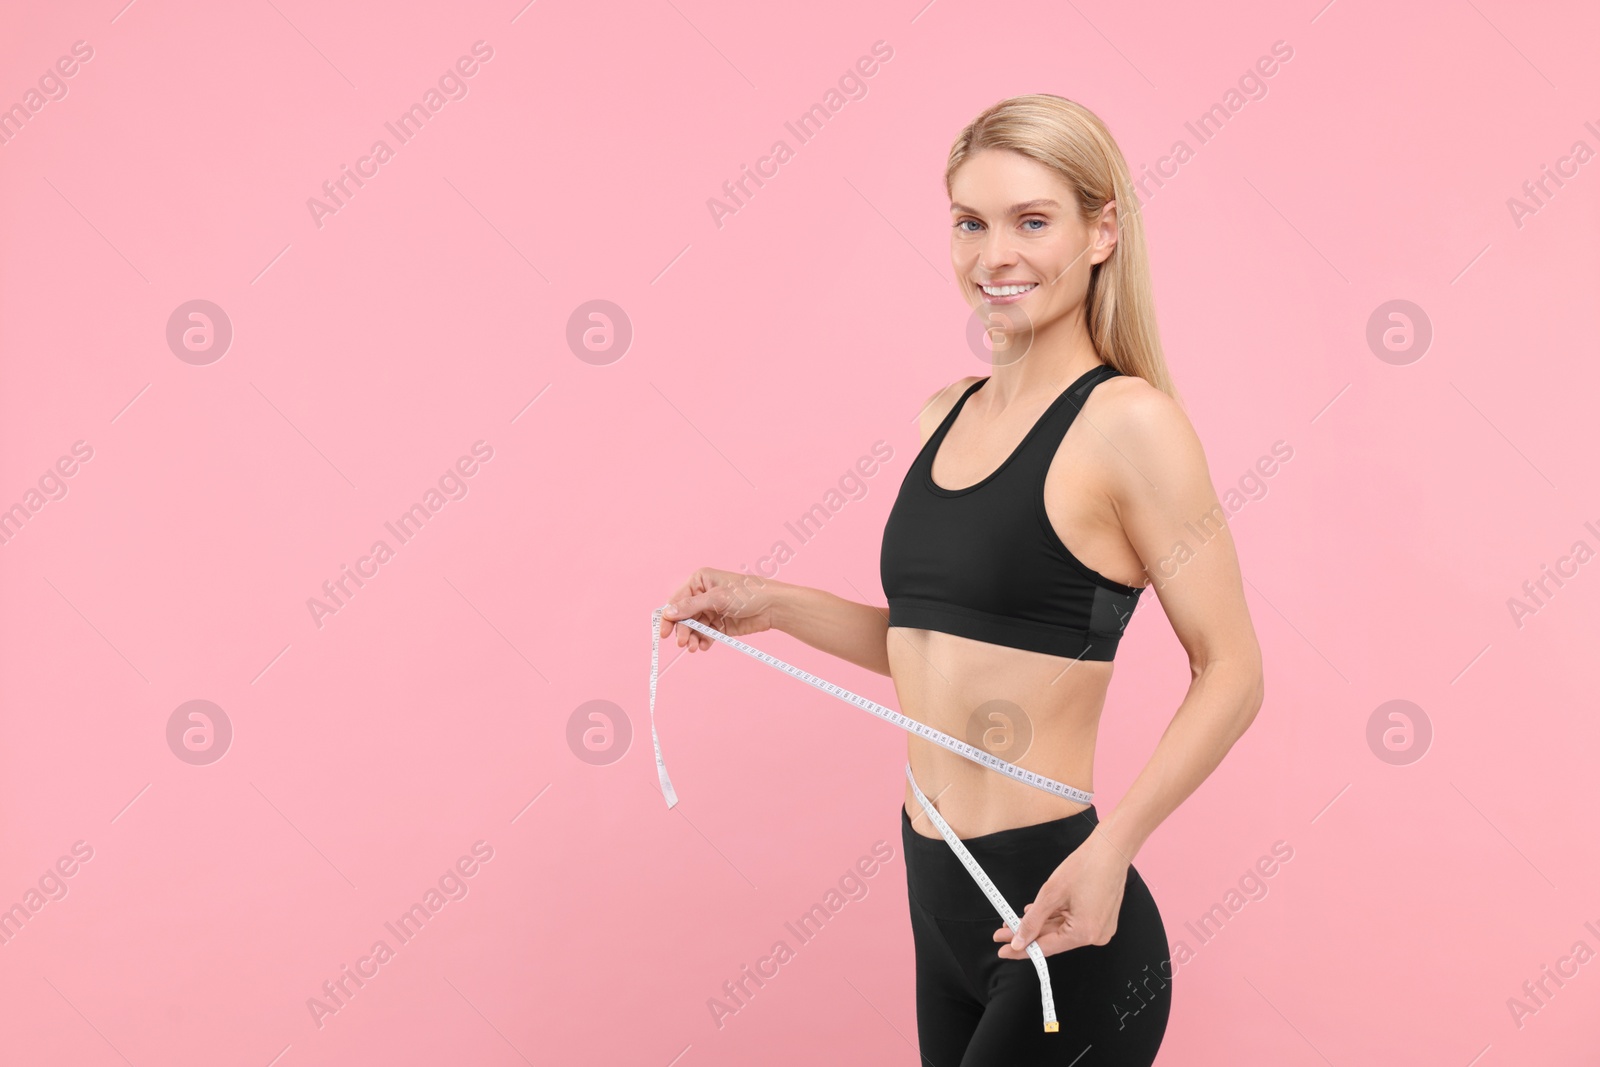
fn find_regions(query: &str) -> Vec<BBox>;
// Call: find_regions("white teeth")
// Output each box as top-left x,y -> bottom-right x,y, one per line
980,283 -> 1037,296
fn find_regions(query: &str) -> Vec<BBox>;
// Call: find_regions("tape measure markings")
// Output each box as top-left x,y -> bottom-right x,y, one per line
647,606 -> 1080,1033
648,608 -> 1091,807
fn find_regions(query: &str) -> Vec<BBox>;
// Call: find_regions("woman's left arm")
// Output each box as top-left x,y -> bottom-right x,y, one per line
998,380 -> 1265,959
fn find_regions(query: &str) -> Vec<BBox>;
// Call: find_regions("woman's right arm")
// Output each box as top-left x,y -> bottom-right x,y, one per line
769,582 -> 891,676
659,570 -> 891,676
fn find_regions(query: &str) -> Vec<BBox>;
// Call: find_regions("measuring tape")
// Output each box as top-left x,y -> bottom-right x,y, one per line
648,605 -> 1083,1033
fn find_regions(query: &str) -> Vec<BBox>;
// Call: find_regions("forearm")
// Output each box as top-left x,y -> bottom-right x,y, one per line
768,582 -> 892,677
1096,656 -> 1264,862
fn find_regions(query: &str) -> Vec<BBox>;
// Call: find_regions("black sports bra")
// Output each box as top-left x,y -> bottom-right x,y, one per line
879,363 -> 1143,661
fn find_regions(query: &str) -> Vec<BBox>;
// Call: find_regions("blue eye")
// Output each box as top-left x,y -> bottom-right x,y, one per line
956,219 -> 981,233
1022,218 -> 1045,231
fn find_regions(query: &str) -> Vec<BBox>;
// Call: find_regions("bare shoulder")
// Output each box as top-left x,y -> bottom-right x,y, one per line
916,375 -> 985,445
1088,372 -> 1200,460
1085,372 -> 1215,511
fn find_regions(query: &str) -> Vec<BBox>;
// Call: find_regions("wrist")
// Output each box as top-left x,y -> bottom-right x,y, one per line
763,580 -> 801,631
1093,813 -> 1147,866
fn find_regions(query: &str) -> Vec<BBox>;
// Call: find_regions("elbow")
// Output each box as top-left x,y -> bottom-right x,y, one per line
1235,668 -> 1260,726
1194,647 -> 1264,731
1240,653 -> 1265,728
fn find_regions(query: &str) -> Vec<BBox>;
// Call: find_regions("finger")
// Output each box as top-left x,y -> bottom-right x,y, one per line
1001,932 -> 1069,960
664,594 -> 713,623
1010,911 -> 1040,951
997,915 -> 1071,959
1009,894 -> 1063,950
685,610 -> 721,648
994,918 -> 1036,958
660,581 -> 697,624
1037,925 -> 1093,956
997,938 -> 1036,960
985,921 -> 1036,947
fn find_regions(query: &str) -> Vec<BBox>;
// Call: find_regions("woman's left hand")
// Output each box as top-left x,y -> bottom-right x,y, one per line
992,826 -> 1131,959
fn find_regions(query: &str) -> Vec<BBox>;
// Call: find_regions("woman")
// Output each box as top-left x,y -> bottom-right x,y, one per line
659,94 -> 1263,1065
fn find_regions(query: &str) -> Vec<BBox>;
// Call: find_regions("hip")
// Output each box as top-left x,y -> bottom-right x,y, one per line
900,801 -> 1155,923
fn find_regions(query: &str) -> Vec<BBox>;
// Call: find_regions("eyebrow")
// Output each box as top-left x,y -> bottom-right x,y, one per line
949,198 -> 1061,216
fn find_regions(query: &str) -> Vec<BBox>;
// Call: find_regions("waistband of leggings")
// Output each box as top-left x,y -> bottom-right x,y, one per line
901,802 -> 1098,921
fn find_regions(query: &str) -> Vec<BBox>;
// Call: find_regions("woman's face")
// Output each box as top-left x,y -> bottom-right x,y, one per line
949,148 -> 1117,346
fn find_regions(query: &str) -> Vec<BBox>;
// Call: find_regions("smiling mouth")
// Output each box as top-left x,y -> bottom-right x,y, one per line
978,282 -> 1038,297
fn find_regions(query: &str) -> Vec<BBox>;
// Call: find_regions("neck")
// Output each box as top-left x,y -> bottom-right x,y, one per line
981,304 -> 1102,409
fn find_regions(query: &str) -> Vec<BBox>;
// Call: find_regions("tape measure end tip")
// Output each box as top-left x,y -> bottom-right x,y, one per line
1045,1022 -> 1058,1033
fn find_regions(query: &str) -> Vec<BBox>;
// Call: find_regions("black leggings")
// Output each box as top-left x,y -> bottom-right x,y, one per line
902,803 -> 1172,1065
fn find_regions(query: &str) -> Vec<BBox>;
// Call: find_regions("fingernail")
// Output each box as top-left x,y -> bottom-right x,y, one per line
664,604 -> 678,617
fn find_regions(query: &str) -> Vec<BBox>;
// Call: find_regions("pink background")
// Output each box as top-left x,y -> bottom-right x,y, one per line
2,0 -> 1597,1063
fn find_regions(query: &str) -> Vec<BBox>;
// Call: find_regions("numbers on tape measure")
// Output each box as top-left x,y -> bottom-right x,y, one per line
650,606 -> 1063,1033
667,614 -> 1092,806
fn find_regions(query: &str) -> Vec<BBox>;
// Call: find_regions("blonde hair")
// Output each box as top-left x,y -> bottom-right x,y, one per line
946,94 -> 1179,402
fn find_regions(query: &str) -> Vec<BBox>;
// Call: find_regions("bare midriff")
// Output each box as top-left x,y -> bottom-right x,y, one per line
891,628 -> 1112,841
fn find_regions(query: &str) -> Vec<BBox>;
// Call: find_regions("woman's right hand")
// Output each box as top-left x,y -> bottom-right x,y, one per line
659,568 -> 781,652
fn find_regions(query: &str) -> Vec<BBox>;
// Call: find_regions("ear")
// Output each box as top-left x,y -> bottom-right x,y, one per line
1091,199 -> 1120,266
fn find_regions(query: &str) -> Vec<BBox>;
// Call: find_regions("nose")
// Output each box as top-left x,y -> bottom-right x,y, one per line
976,229 -> 1020,274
